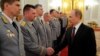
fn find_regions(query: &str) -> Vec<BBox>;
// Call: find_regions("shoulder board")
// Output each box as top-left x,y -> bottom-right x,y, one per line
0,15 -> 8,24
20,21 -> 26,26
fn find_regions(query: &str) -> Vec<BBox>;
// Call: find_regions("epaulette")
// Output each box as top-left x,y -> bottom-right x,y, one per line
20,21 -> 26,26
0,15 -> 8,24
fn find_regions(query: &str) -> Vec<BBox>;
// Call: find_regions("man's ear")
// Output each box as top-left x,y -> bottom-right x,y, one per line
4,3 -> 9,10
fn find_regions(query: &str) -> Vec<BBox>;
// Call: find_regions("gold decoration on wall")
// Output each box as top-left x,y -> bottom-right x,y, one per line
73,0 -> 84,16
61,0 -> 72,14
61,0 -> 84,16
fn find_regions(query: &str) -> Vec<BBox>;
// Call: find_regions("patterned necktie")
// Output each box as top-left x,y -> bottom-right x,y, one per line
71,27 -> 76,38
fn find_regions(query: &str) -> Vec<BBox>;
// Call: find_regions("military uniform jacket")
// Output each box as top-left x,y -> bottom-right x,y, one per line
33,17 -> 48,47
20,18 -> 47,56
49,19 -> 61,48
0,13 -> 25,56
45,22 -> 53,47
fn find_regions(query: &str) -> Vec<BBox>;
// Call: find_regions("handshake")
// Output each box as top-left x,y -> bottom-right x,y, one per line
46,47 -> 55,56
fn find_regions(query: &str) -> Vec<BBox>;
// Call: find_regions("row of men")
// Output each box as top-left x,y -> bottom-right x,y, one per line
0,0 -> 96,56
0,0 -> 67,56
20,4 -> 68,56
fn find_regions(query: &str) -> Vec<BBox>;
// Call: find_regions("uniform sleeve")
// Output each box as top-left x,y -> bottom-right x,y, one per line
21,26 -> 47,56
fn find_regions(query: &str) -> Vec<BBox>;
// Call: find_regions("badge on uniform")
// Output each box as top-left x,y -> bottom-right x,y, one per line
6,30 -> 15,38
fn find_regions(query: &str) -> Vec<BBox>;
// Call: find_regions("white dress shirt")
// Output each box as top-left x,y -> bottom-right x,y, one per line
2,12 -> 13,24
74,21 -> 82,35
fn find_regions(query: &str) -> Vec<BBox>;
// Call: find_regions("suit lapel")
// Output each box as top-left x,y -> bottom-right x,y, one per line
26,20 -> 35,35
67,27 -> 73,44
24,19 -> 39,44
24,19 -> 36,37
38,18 -> 46,33
14,20 -> 23,40
24,18 -> 34,31
15,20 -> 25,56
38,18 -> 44,25
4,23 -> 18,34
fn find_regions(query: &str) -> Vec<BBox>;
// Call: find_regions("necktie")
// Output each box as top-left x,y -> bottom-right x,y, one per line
71,27 -> 76,38
41,20 -> 44,24
12,22 -> 18,32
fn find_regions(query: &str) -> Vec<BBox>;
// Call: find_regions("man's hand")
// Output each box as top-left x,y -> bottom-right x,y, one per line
46,47 -> 55,56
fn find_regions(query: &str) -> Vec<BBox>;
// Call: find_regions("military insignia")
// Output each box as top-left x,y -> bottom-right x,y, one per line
6,30 -> 15,38
1,16 -> 9,24
20,21 -> 26,26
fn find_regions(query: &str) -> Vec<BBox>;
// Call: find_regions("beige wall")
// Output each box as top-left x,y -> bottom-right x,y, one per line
20,0 -> 38,14
95,31 -> 100,56
24,0 -> 38,5
84,0 -> 100,27
20,0 -> 49,13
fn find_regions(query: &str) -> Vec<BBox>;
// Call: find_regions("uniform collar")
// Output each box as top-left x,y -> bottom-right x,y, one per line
37,16 -> 44,21
2,12 -> 13,24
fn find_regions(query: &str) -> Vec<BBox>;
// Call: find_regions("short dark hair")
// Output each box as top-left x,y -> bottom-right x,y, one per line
23,4 -> 35,13
73,9 -> 82,19
50,9 -> 56,14
35,4 -> 42,9
0,0 -> 20,11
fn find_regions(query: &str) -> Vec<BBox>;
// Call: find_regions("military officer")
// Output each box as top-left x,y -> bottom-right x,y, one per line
0,0 -> 25,56
20,4 -> 54,56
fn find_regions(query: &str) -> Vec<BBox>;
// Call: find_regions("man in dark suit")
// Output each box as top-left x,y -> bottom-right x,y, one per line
53,9 -> 96,56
